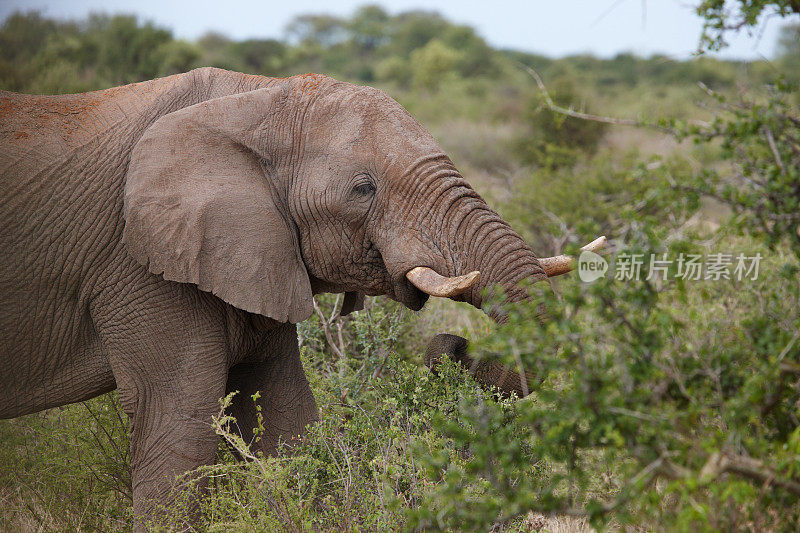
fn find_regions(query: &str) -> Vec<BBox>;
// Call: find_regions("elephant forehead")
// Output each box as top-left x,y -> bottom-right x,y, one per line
310,86 -> 440,154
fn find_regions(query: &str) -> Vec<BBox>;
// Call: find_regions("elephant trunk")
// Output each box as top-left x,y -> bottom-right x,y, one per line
406,190 -> 549,397
452,212 -> 547,396
458,214 -> 548,314
398,173 -> 605,397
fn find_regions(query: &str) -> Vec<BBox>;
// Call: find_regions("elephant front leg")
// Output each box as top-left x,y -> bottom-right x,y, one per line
225,323 -> 318,456
97,295 -> 231,530
123,381 -> 224,530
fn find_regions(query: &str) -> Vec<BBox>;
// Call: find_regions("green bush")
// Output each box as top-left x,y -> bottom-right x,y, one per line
412,236 -> 800,530
410,76 -> 800,530
409,39 -> 461,91
0,394 -> 131,531
514,79 -> 608,169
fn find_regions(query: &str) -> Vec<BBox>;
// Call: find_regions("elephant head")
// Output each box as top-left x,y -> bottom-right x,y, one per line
124,73 -> 601,396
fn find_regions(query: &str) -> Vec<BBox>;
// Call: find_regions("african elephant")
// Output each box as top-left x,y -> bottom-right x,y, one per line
0,67 -> 597,527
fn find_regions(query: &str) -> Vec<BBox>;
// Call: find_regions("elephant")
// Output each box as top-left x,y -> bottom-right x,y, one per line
0,67 -> 600,527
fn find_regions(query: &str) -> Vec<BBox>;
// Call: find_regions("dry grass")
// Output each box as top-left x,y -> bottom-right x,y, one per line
1,487 -> 82,533
522,511 -> 595,532
430,120 -> 520,173
601,126 -> 687,159
0,479 -> 623,532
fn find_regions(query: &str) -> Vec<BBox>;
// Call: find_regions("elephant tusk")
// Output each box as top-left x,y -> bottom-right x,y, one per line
406,267 -> 481,298
539,235 -> 607,277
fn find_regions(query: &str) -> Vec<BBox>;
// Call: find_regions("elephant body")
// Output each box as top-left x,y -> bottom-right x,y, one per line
1,69 -> 323,522
0,68 -> 547,525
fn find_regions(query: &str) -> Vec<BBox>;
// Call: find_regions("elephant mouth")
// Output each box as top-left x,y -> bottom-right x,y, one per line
405,267 -> 481,298
391,275 -> 429,311
390,266 -> 482,312
375,247 -> 430,311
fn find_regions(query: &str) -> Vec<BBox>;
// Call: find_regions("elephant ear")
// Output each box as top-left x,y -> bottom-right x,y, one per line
123,88 -> 313,323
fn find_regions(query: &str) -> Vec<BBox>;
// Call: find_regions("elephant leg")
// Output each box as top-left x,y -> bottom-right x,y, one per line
226,323 -> 318,456
95,289 -> 230,530
124,375 -> 225,529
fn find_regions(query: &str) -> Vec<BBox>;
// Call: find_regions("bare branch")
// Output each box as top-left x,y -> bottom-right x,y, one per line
764,126 -> 786,175
700,452 -> 800,497
517,62 -> 687,135
313,297 -> 346,360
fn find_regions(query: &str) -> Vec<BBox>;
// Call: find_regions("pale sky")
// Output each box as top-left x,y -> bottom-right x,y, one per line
2,0 -> 798,60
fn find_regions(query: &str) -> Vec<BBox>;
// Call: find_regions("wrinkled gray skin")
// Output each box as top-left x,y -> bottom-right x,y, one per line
0,68 -> 547,527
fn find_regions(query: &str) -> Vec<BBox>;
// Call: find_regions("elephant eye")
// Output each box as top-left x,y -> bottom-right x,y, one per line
352,180 -> 376,197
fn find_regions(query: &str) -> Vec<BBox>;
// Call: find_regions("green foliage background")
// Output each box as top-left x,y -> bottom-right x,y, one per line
2,4 -> 800,531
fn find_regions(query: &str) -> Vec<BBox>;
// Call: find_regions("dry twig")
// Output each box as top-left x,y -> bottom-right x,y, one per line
312,295 -> 346,360
700,451 -> 800,497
